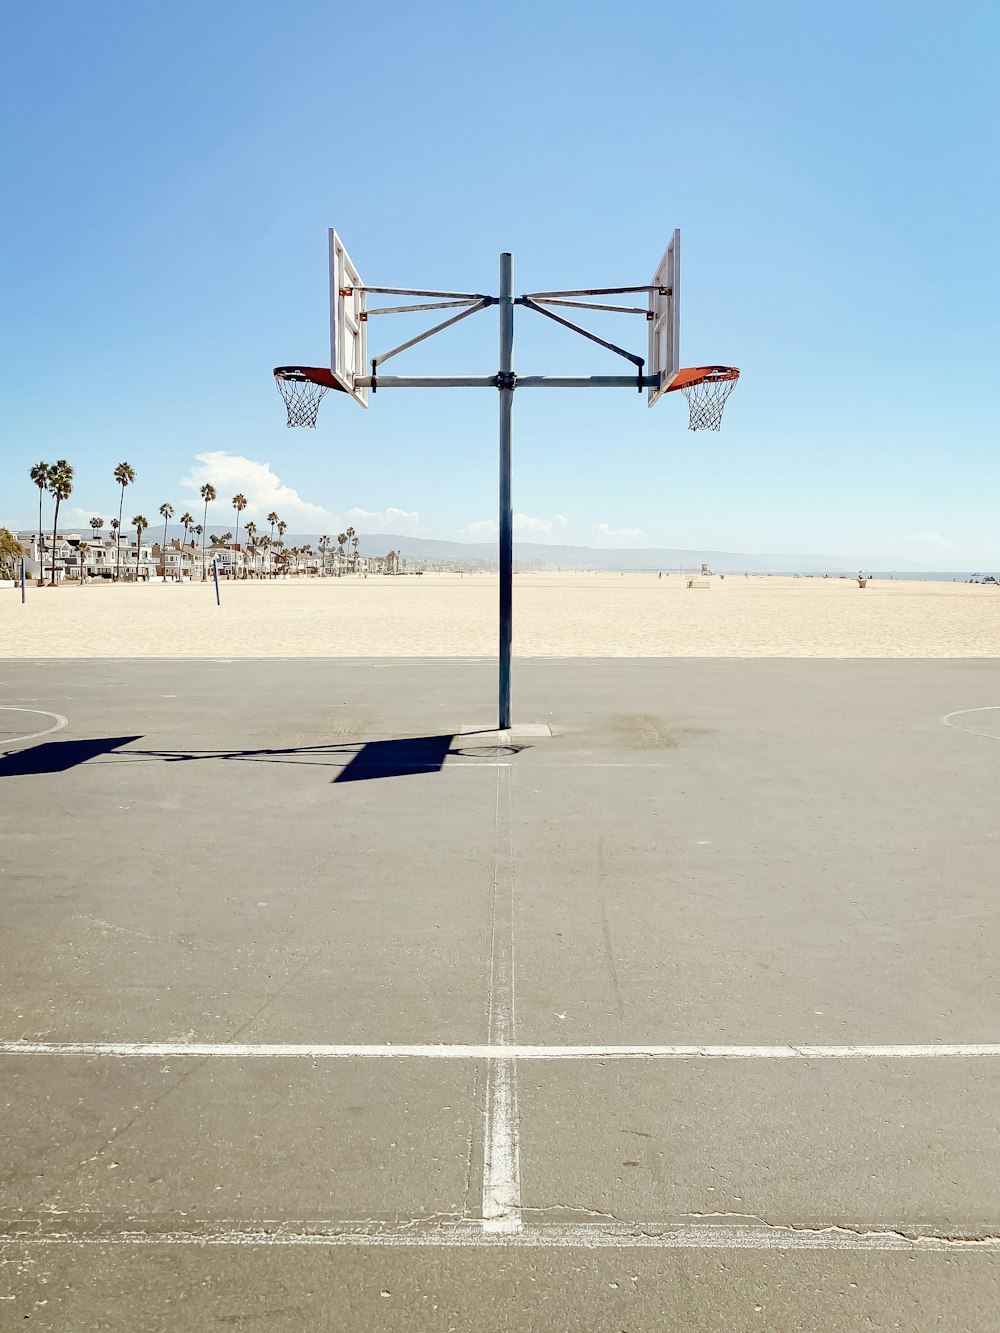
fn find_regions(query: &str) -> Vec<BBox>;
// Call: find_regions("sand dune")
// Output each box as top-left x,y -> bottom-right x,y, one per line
3,572 -> 999,659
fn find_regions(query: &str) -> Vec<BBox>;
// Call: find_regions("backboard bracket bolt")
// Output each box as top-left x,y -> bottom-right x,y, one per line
496,371 -> 516,390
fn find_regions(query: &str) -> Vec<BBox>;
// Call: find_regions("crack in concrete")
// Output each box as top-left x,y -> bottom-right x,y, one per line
393,1212 -> 470,1234
524,1203 -> 621,1221
680,1211 -> 1000,1246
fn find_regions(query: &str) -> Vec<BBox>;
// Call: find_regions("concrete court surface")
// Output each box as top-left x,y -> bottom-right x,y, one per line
1,656 -> 999,1330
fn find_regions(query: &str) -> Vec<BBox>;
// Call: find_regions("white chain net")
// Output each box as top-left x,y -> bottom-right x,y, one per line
275,374 -> 329,428
680,375 -> 738,431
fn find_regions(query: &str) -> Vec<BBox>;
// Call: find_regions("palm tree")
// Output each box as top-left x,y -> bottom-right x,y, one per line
267,511 -> 279,544
345,526 -> 356,572
132,515 -> 149,580
318,535 -> 330,576
232,494 -> 247,573
29,462 -> 49,581
180,512 -> 194,548
244,521 -> 257,578
113,462 -> 136,581
48,461 -> 74,585
352,534 -> 360,571
337,532 -> 347,576
110,517 -> 120,568
78,540 -> 89,583
158,502 -> 174,578
199,483 -> 216,580
89,516 -> 104,555
259,533 -> 272,578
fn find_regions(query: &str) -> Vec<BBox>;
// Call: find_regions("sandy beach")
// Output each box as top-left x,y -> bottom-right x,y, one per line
3,572 -> 999,658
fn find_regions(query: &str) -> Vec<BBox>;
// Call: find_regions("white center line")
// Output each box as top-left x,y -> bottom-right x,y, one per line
482,760 -> 522,1233
2,1043 -> 999,1059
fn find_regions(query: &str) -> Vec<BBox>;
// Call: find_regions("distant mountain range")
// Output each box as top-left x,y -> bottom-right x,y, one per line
68,526 -> 931,573
204,531 -> 928,574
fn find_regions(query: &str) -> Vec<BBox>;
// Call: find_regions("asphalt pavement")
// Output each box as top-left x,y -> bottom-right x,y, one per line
2,658 -> 999,1330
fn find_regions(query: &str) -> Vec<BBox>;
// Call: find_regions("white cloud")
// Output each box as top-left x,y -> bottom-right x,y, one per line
903,531 -> 950,550
595,522 -> 646,545
345,506 -> 420,533
180,452 -> 335,525
459,513 -> 568,541
66,507 -> 115,526
460,519 -> 499,539
513,512 -> 568,536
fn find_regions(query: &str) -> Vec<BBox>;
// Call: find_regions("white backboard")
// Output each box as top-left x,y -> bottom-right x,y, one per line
647,228 -> 680,407
329,229 -> 368,408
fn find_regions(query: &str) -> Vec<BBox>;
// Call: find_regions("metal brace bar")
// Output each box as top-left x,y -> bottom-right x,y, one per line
522,285 -> 666,299
349,287 -> 492,300
532,297 -> 652,317
519,298 -> 644,369
363,298 -> 485,319
371,299 -> 492,369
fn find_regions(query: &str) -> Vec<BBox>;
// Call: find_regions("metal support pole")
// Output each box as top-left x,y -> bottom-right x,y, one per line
212,558 -> 221,606
498,253 -> 514,730
20,558 -> 26,603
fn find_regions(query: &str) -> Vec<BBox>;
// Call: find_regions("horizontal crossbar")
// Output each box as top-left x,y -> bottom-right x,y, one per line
517,375 -> 660,388
355,375 -> 661,389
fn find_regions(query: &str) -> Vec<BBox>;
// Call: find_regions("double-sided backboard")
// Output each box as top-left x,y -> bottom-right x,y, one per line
647,228 -> 680,407
329,229 -> 368,407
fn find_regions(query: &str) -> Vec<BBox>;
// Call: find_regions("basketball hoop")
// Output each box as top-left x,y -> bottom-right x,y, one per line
273,366 -> 340,428
668,366 -> 740,431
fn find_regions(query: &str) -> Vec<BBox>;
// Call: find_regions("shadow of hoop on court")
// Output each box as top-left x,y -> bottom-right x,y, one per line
0,733 -> 529,783
0,736 -> 142,777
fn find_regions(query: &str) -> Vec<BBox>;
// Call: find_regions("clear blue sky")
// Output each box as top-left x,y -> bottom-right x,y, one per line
2,0 -> 998,565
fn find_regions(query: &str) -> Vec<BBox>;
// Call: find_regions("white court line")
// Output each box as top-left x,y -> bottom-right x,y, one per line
3,1043 -> 1000,1059
482,761 -> 522,1234
2,1221 -> 997,1252
940,705 -> 1000,740
0,707 -> 68,745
